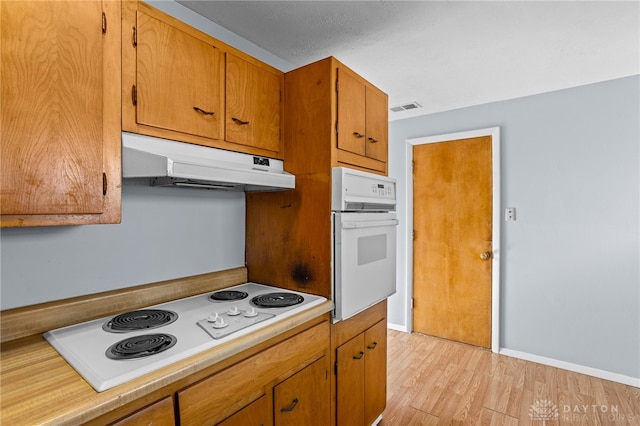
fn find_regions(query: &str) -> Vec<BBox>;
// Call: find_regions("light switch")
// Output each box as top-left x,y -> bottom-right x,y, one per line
505,207 -> 516,221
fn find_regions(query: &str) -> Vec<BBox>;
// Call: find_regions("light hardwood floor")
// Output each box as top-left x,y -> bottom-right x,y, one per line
379,330 -> 640,425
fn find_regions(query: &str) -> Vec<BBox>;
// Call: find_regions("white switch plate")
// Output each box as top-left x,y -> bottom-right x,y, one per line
505,207 -> 516,221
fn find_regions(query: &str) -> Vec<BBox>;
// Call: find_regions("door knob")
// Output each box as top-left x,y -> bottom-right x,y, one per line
480,251 -> 492,260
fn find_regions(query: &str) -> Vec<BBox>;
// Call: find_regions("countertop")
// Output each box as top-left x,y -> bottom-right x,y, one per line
0,301 -> 332,425
0,267 -> 333,425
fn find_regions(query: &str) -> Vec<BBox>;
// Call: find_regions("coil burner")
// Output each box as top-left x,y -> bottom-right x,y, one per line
106,334 -> 177,360
209,290 -> 249,302
102,309 -> 178,333
251,292 -> 304,308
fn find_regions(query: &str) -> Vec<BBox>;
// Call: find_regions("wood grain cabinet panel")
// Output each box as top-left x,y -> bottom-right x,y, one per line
336,333 -> 366,426
122,1 -> 283,159
136,10 -> 223,140
333,304 -> 387,426
217,394 -> 272,426
0,0 -> 121,227
110,396 -> 175,426
274,356 -> 330,426
335,62 -> 388,172
364,86 -> 388,163
246,57 -> 388,298
363,320 -> 387,426
226,53 -> 282,155
336,68 -> 366,156
178,321 -> 329,426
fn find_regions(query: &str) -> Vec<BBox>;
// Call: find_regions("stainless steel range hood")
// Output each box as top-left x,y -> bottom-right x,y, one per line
122,133 -> 294,192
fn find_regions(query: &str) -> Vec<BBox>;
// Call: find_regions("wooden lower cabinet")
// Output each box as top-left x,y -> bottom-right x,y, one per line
274,357 -> 330,426
178,321 -> 329,426
363,321 -> 387,425
337,333 -> 366,425
333,302 -> 387,426
110,397 -> 175,426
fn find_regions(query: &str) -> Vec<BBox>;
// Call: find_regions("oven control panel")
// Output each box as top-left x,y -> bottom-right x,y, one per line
332,167 -> 396,211
371,183 -> 394,197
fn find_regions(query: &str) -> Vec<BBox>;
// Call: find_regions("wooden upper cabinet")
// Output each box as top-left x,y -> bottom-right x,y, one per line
122,1 -> 283,159
334,61 -> 389,173
135,10 -> 223,140
225,53 -> 282,155
0,0 -> 121,227
336,69 -> 366,156
364,86 -> 388,163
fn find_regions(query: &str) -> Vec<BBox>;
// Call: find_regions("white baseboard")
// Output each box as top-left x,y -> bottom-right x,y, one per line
387,322 -> 408,332
499,348 -> 640,388
383,326 -> 639,388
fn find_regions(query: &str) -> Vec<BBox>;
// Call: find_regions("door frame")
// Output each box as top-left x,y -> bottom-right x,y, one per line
405,127 -> 501,352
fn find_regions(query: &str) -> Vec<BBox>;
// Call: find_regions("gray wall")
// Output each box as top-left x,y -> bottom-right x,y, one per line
387,75 -> 640,380
0,184 -> 246,309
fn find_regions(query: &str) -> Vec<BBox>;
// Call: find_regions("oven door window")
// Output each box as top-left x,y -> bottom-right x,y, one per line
358,234 -> 387,265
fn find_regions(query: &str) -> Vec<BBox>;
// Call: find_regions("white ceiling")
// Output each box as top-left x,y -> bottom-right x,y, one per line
178,1 -> 639,121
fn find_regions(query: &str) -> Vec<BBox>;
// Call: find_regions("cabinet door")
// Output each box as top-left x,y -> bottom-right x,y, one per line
364,86 -> 388,163
274,356 -> 329,426
336,68 -> 366,156
110,396 -> 175,426
226,53 -> 281,153
217,395 -> 272,426
136,11 -> 223,140
1,0 -> 120,226
336,334 -> 365,426
364,320 -> 387,425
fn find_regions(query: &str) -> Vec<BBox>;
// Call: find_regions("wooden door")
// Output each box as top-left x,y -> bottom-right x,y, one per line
336,68 -> 366,156
364,86 -> 388,162
413,136 -> 492,348
226,53 -> 281,153
336,334 -> 365,426
1,0 -> 106,217
364,320 -> 387,425
136,11 -> 223,139
274,356 -> 329,426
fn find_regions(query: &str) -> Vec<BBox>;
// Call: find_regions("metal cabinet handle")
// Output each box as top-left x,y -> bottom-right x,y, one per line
232,117 -> 250,125
353,132 -> 365,138
280,397 -> 299,412
193,106 -> 215,116
353,351 -> 364,360
367,341 -> 378,350
368,137 -> 378,143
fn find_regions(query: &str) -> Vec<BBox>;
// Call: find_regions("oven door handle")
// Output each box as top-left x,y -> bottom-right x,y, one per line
341,219 -> 399,229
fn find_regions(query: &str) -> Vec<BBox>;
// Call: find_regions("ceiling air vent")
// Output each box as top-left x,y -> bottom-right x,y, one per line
390,102 -> 422,113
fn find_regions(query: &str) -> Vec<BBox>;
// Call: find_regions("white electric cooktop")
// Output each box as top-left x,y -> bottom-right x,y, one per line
44,283 -> 326,392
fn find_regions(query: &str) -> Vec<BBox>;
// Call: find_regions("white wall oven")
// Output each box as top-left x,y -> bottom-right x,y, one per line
332,167 -> 397,322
